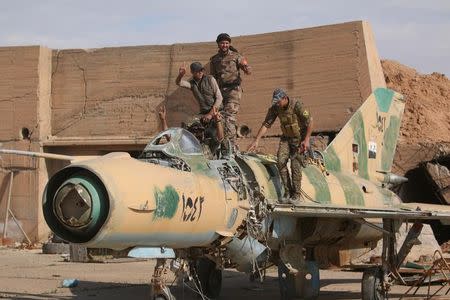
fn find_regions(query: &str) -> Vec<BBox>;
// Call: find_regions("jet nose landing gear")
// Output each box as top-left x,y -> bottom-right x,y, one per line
150,259 -> 176,300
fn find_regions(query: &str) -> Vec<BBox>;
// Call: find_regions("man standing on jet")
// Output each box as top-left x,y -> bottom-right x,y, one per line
210,33 -> 251,148
247,88 -> 313,204
176,61 -> 223,122
158,105 -> 224,159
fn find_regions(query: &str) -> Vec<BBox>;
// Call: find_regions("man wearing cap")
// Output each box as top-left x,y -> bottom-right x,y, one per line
158,105 -> 224,159
210,33 -> 251,148
247,88 -> 313,204
176,61 -> 223,122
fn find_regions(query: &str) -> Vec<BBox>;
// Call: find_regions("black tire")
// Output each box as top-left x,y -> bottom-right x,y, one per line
194,257 -> 222,299
361,267 -> 385,300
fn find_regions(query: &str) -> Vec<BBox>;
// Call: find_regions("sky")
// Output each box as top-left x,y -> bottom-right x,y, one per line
1,0 -> 450,75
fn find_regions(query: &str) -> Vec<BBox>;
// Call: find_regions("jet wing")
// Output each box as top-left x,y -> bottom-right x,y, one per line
272,202 -> 450,221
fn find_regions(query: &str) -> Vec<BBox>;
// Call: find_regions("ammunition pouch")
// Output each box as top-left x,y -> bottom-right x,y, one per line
281,122 -> 300,138
221,78 -> 241,90
278,100 -> 302,138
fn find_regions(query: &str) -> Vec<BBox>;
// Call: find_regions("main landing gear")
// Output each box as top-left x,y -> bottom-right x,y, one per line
192,257 -> 223,299
361,220 -> 423,300
149,257 -> 222,300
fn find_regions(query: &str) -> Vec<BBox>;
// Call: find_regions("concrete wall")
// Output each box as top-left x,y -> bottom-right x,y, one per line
0,46 -> 52,242
0,20 -> 385,242
50,20 -> 385,139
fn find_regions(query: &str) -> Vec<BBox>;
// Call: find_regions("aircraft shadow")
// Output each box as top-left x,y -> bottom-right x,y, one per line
1,277 -> 446,299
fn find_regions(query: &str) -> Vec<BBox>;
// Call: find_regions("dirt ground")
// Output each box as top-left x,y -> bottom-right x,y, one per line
1,248 -> 448,300
382,60 -> 450,145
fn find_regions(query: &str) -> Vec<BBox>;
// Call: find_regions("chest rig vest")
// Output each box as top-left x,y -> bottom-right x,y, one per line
211,51 -> 241,89
189,75 -> 216,114
277,100 -> 302,138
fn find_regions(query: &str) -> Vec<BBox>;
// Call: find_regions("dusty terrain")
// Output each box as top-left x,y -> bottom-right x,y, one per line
0,247 -> 447,300
382,60 -> 450,145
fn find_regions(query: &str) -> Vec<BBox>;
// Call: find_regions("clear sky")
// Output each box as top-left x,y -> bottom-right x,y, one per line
1,0 -> 449,75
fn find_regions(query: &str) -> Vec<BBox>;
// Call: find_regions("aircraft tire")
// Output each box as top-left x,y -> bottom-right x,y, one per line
361,267 -> 385,300
194,257 -> 222,299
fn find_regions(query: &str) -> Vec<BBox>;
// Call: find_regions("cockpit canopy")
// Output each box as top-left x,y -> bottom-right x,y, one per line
142,128 -> 204,159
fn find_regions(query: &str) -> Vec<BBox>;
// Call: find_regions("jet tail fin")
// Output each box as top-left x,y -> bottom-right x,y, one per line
322,88 -> 405,181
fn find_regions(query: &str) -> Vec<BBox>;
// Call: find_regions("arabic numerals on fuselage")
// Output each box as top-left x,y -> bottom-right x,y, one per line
181,194 -> 205,222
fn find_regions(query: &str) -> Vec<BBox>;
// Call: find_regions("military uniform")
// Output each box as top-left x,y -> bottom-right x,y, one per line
177,75 -> 223,115
262,99 -> 311,199
183,118 -> 222,159
210,50 -> 245,145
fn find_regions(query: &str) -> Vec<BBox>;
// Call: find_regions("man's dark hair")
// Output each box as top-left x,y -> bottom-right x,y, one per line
216,33 -> 231,43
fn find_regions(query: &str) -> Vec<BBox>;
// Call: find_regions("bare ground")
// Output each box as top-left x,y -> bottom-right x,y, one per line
0,248 -> 448,300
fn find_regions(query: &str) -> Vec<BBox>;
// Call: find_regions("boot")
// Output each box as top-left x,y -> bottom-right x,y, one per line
278,197 -> 291,205
289,194 -> 304,206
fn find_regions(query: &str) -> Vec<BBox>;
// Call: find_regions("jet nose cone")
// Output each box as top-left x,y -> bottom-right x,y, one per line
43,169 -> 109,243
55,183 -> 92,227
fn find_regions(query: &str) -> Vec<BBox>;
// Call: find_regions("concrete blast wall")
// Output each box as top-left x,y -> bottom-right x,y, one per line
51,21 -> 385,139
0,46 -> 52,242
0,20 -> 385,242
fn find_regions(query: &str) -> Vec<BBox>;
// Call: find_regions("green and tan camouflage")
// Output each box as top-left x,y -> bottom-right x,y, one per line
323,88 -> 404,183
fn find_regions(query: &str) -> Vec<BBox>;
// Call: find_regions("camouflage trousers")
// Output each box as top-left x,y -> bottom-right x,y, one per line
222,87 -> 242,147
277,137 -> 304,199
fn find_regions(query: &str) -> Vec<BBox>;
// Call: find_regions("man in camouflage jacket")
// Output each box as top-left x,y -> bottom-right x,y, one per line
210,33 -> 251,149
247,88 -> 313,204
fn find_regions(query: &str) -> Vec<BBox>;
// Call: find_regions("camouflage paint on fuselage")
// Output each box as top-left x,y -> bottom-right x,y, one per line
303,166 -> 331,204
153,185 -> 180,220
321,88 -> 405,182
323,145 -> 341,172
332,172 -> 365,206
350,111 -> 369,180
381,115 -> 401,172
